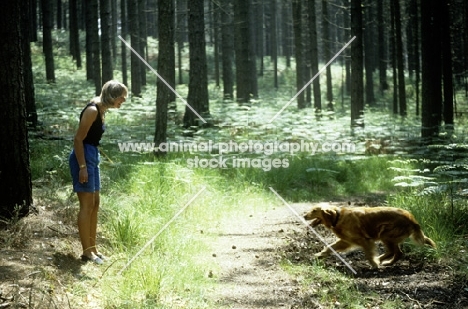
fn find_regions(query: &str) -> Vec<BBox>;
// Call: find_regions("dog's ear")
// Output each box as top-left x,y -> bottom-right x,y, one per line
321,209 -> 337,227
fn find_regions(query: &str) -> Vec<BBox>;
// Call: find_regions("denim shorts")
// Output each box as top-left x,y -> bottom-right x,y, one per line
69,144 -> 101,192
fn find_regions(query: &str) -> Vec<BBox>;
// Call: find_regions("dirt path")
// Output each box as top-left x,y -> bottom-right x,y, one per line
209,203 -> 311,308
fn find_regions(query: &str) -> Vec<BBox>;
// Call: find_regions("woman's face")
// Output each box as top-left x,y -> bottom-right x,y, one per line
112,94 -> 126,108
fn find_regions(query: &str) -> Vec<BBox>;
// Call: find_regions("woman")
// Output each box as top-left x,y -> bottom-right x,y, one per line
69,80 -> 128,264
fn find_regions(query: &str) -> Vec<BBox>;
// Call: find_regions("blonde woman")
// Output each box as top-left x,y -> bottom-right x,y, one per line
69,80 -> 128,264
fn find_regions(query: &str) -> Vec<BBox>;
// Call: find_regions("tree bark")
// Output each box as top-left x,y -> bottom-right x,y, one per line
41,0 -> 55,83
100,0 -> 113,84
221,0 -> 234,99
308,0 -> 321,111
234,0 -> 258,103
155,0 -> 175,156
183,0 -> 210,127
292,0 -> 305,109
421,0 -> 442,140
128,0 -> 142,96
0,0 -> 33,219
350,0 -> 364,128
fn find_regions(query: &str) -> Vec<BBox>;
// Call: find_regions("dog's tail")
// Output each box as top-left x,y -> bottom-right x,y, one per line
411,224 -> 436,248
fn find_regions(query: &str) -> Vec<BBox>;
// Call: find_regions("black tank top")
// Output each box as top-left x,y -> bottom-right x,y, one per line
80,103 -> 105,146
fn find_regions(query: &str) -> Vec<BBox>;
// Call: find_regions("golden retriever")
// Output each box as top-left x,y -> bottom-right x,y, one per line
303,204 -> 436,268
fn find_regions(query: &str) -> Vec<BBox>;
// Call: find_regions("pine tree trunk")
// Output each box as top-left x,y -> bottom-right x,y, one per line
377,0 -> 388,94
69,0 -> 79,65
322,0 -> 333,105
234,0 -> 257,103
155,0 -> 175,156
100,0 -> 113,84
292,0 -> 305,109
393,0 -> 407,116
176,0 -> 186,85
271,0 -> 278,89
128,0 -> 142,96
364,0 -> 375,106
221,0 -> 234,99
421,0 -> 442,140
23,0 -> 37,127
350,0 -> 364,128
0,0 -> 32,219
183,0 -> 209,127
121,0 -> 128,86
138,0 -> 147,87
442,0 -> 454,130
90,0 -> 102,95
41,0 -> 55,82
308,0 -> 321,111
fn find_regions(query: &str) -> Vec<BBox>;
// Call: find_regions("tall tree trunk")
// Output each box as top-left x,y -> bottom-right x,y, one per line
393,0 -> 407,116
99,0 -> 114,85
234,0 -> 257,103
390,0 -> 398,114
41,0 -> 55,82
363,0 -> 375,106
138,0 -> 147,87
0,0 -> 32,219
128,0 -> 142,96
85,0 -> 93,80
155,0 -> 175,156
89,0 -> 101,94
221,0 -> 234,99
442,0 -> 454,130
408,0 -> 420,115
308,0 -> 321,111
292,0 -> 305,109
183,0 -> 209,127
421,0 -> 442,140
24,0 -> 37,127
213,3 -> 220,87
69,0 -> 82,69
176,0 -> 187,85
271,0 -> 278,89
256,0 -> 264,77
121,0 -> 128,86
281,0 -> 291,68
377,0 -> 388,94
343,0 -> 351,96
322,0 -> 333,105
350,0 -> 364,128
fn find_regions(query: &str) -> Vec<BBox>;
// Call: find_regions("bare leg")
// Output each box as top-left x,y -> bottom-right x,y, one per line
89,191 -> 100,255
77,192 -> 99,259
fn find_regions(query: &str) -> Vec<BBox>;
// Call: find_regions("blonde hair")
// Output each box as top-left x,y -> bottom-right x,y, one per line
100,80 -> 128,106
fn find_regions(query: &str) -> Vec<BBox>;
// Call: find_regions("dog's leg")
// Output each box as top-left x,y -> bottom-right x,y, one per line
378,240 -> 395,264
380,242 -> 403,266
315,239 -> 351,258
359,240 -> 379,268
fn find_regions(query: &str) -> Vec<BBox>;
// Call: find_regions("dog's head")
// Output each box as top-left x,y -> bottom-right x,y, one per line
303,205 -> 339,228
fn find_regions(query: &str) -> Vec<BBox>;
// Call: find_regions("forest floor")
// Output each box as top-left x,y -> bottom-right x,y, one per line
209,198 -> 468,309
1,196 -> 467,308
